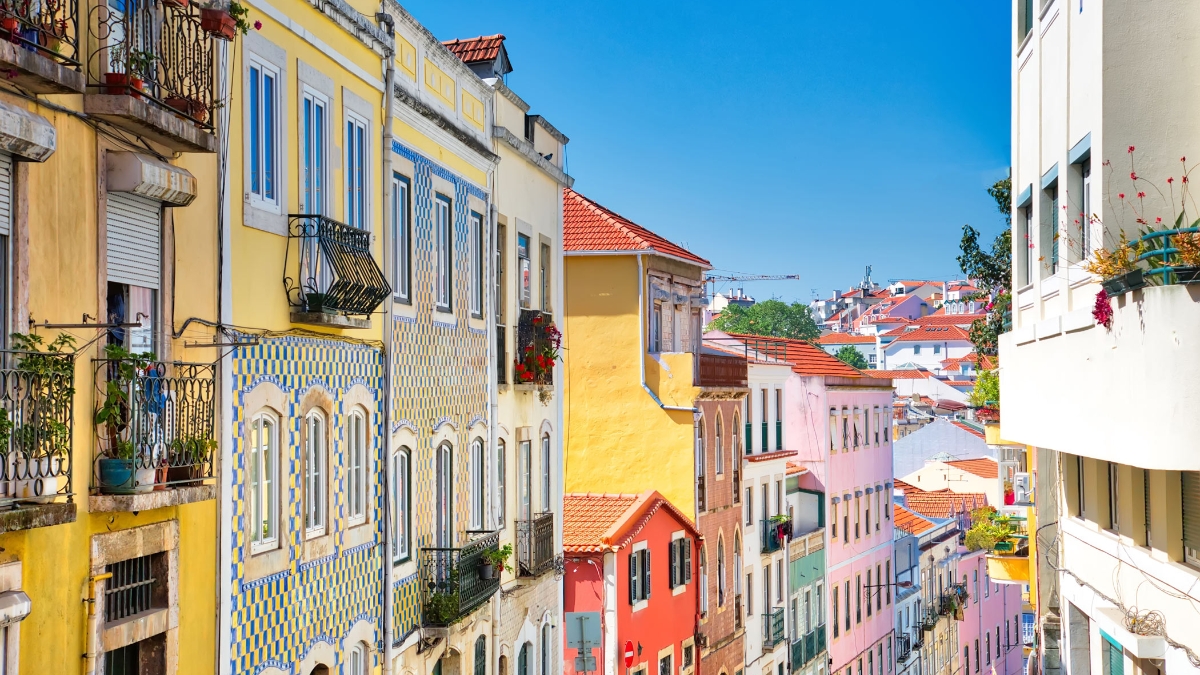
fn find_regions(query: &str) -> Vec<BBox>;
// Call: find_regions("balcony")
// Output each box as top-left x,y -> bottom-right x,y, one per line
734,594 -> 743,630
0,0 -> 85,92
762,607 -> 784,651
284,215 -> 390,328
91,358 -> 216,512
939,584 -> 968,619
895,633 -> 912,662
516,512 -> 554,578
84,0 -> 218,151
760,516 -> 791,554
514,309 -> 557,390
790,626 -> 826,671
693,352 -> 746,388
419,530 -> 501,627
0,347 -> 77,532
911,629 -> 925,650
920,607 -> 939,631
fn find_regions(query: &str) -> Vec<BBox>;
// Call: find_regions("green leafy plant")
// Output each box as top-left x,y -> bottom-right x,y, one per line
8,332 -> 75,458
1083,231 -> 1145,278
127,49 -> 157,80
707,299 -> 820,341
968,369 -> 999,409
768,513 -> 791,524
481,543 -> 514,574
833,344 -> 868,369
94,343 -> 156,459
228,0 -> 254,35
963,506 -> 1014,552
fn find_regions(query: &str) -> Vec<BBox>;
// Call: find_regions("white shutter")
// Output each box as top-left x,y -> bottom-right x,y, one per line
1182,472 -> 1200,565
0,153 -> 12,237
107,192 -> 161,289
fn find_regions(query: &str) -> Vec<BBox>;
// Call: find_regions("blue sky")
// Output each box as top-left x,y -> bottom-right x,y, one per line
406,0 -> 1012,303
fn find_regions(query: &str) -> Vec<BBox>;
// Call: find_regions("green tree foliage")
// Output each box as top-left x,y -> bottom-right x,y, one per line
968,368 -> 999,408
958,176 -> 1015,358
833,344 -> 868,369
707,299 -> 820,341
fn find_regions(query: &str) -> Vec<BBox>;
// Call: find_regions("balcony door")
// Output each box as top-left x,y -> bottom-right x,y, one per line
436,443 -> 452,548
519,440 -> 532,520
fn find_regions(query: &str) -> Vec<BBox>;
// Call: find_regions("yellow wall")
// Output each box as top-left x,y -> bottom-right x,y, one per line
563,254 -> 700,514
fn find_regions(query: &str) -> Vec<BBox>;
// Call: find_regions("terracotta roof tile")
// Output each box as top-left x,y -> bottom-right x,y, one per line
893,479 -> 923,496
816,333 -> 876,345
563,188 -> 710,267
894,505 -> 937,535
883,325 -> 971,343
786,461 -> 809,476
904,492 -> 988,519
562,490 -> 701,553
951,421 -> 986,440
442,34 -> 506,63
941,353 -> 996,371
944,458 -> 999,479
729,334 -> 864,378
866,369 -> 931,380
746,450 -> 798,463
907,314 -> 987,328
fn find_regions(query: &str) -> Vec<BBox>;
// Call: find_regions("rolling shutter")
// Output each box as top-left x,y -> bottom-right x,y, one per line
1182,472 -> 1200,565
0,153 -> 12,237
106,192 -> 161,289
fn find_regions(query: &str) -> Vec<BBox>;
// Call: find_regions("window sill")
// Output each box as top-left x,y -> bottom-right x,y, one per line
89,484 -> 215,513
672,584 -> 686,597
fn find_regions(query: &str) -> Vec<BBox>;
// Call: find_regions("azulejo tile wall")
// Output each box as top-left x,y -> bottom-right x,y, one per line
230,335 -> 386,674
389,141 -> 490,640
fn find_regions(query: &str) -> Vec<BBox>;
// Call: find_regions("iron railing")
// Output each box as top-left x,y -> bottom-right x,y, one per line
517,512 -> 554,577
734,594 -> 743,630
1135,227 -> 1200,285
740,337 -> 789,362
732,468 -> 740,503
697,474 -> 706,512
790,626 -> 825,671
418,529 -> 501,626
896,632 -> 912,662
694,352 -> 747,387
515,309 -> 554,385
284,215 -> 390,317
92,359 -> 215,492
761,517 -> 791,554
87,0 -> 217,127
762,607 -> 785,651
921,606 -> 940,630
496,327 -> 507,385
0,0 -> 80,67
911,629 -> 924,650
0,349 -> 74,505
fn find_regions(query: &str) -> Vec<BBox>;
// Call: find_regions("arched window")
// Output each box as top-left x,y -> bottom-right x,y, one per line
349,642 -> 368,675
470,438 -> 486,529
474,635 -> 487,675
540,623 -> 552,675
540,433 -> 551,513
715,413 -> 724,475
391,447 -> 410,562
347,410 -> 367,523
696,417 -> 705,477
518,642 -> 531,675
496,439 -> 507,525
249,413 -> 278,550
304,410 -> 326,535
717,536 -> 726,606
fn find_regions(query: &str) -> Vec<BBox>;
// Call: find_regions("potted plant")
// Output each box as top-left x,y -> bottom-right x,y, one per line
200,0 -> 251,40
126,49 -> 157,97
1084,233 -> 1146,295
94,344 -> 156,494
304,292 -> 331,313
0,14 -> 19,35
164,96 -> 208,123
166,436 -> 214,486
1173,227 -> 1200,283
513,315 -> 561,404
479,543 -> 513,580
40,18 -> 67,53
104,43 -> 136,95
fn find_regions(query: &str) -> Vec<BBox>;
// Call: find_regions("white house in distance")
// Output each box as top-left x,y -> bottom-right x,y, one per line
900,457 -> 1002,507
815,333 -> 878,368
881,325 -> 973,371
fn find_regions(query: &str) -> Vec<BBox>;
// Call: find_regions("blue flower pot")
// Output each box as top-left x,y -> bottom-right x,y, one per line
97,458 -> 136,494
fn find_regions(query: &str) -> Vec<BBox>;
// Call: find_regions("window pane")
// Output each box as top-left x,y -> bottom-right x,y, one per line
250,67 -> 260,196
264,73 -> 275,201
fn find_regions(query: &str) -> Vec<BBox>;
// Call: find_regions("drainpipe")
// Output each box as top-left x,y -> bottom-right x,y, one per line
378,19 -> 396,674
488,198 -> 500,675
83,572 -> 113,675
636,253 -> 697,413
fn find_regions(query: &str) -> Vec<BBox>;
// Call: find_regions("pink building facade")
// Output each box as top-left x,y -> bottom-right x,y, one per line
957,550 -> 1025,675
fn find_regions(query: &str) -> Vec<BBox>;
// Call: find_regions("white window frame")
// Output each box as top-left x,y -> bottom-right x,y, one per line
470,210 -> 484,318
349,642 -> 367,675
496,439 -> 506,526
540,433 -> 552,513
247,57 -> 281,211
249,413 -> 279,553
435,194 -> 453,311
300,86 -> 328,215
392,174 -> 411,303
345,111 -> 369,229
391,448 -> 410,563
540,623 -> 552,675
347,409 -> 367,525
304,410 -> 327,537
470,438 -> 486,529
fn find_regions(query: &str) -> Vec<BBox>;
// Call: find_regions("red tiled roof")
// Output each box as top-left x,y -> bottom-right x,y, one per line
893,479 -> 923,496
563,188 -> 710,267
894,505 -> 937,535
786,461 -> 809,476
883,325 -> 971,343
441,34 -> 506,63
941,353 -> 996,371
816,333 -> 876,345
866,369 -> 931,380
907,314 -> 987,328
951,421 -> 986,440
944,458 -> 999,479
729,334 -> 864,378
746,450 -> 799,463
563,490 -> 700,553
935,399 -> 967,411
905,492 -> 988,519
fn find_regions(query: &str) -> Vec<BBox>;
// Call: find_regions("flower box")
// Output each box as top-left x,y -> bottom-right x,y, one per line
1175,266 -> 1200,284
199,9 -> 236,40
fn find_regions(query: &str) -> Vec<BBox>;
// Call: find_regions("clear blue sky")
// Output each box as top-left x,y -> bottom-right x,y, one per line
405,0 -> 1012,303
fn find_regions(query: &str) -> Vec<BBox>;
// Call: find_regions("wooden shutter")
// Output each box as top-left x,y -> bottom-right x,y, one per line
643,550 -> 651,599
683,538 -> 692,584
0,153 -> 12,237
1182,472 -> 1200,564
107,192 -> 161,289
669,540 -> 678,588
629,553 -> 638,604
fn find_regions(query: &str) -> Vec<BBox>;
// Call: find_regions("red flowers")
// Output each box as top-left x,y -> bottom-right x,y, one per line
1137,191 -> 1146,198
1168,177 -> 1175,184
1093,289 -> 1113,329
253,19 -> 262,30
1119,193 -> 1125,199
1157,217 -> 1163,223
1129,146 -> 1136,153
1131,172 -> 1139,180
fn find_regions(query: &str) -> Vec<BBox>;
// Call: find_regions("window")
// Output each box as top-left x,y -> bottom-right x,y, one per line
391,448 -> 410,562
844,580 -> 850,632
629,548 -> 651,604
746,573 -> 753,615
301,89 -> 327,214
1082,162 -> 1093,258
1020,206 -> 1033,286
763,563 -> 771,612
102,553 -> 168,673
475,636 -> 487,675
540,241 -> 551,312
974,640 -> 980,673
247,59 -> 279,208
347,410 -> 367,524
518,643 -> 530,675
876,563 -> 882,610
435,443 -> 453,548
470,438 -> 486,529
761,484 -> 768,521
865,496 -> 871,536
985,634 -> 991,666
650,302 -> 662,352
1075,455 -> 1086,517
828,408 -> 836,452
541,434 -> 552,512
1045,184 -> 1060,276
913,345 -> 921,355
885,561 -> 891,604
496,439 -> 506,526
435,195 -> 453,310
683,644 -> 693,670
774,389 -> 782,450
471,211 -> 485,318
831,501 -> 838,539
855,496 -> 861,539
304,411 -> 326,536
249,414 -> 278,551
964,647 -> 970,675
518,233 -> 531,309
776,559 -> 783,603
496,222 -> 507,322
716,539 -> 726,606
669,538 -> 692,588
733,410 -> 741,458
875,492 -> 881,531
745,488 -> 752,524
996,628 -> 1001,659
855,574 -> 862,623
1108,461 -> 1119,532
349,642 -> 368,675
541,624 -> 552,675
832,584 -> 839,637
392,175 -> 411,302
842,409 -> 849,449
933,344 -> 941,354
1020,0 -> 1033,40
659,654 -> 672,675
866,569 -> 872,617
715,414 -> 724,475
761,389 -> 768,451
973,570 -> 979,600
1102,633 -> 1122,675
1182,471 -> 1200,566
345,113 -> 368,228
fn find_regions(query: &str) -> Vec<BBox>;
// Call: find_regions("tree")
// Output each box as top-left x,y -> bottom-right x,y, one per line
958,176 -> 1015,358
968,368 -> 999,408
707,299 -> 820,341
833,344 -> 868,370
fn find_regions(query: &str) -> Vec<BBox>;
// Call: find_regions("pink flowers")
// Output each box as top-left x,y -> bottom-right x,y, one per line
254,20 -> 262,30
1093,289 -> 1113,329
1168,177 -> 1175,184
1157,217 -> 1163,223
1129,146 -> 1136,153
1138,191 -> 1146,198
1131,172 -> 1139,180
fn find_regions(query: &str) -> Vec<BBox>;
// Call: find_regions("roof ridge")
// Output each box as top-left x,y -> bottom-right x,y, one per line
567,189 -> 654,251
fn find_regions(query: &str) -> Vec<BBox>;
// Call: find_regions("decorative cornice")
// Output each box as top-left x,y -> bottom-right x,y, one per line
493,125 -> 573,187
491,79 -> 530,113
527,114 -> 569,145
301,0 -> 392,55
394,83 -> 499,163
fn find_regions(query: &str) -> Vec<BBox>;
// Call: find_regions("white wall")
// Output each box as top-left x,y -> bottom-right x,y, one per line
884,340 -> 972,371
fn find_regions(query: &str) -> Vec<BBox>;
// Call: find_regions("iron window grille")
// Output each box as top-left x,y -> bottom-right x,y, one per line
284,214 -> 390,317
104,553 -> 164,622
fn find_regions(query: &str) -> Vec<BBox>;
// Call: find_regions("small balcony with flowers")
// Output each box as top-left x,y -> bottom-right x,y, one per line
83,0 -> 245,152
90,344 -> 216,512
418,530 -> 503,628
0,0 -> 86,92
513,309 -> 559,404
965,504 -> 1031,584
284,214 -> 390,329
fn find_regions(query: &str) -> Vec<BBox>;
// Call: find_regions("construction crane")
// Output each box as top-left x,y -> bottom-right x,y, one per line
705,273 -> 800,287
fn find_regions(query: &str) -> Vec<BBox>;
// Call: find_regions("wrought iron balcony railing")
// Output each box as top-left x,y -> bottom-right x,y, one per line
92,359 -> 215,493
693,352 -> 746,388
284,215 -> 390,320
517,512 -> 554,578
0,0 -> 80,67
790,626 -> 825,671
87,0 -> 216,127
761,516 -> 791,554
514,309 -> 555,386
419,530 -> 501,626
921,607 -> 940,631
911,629 -> 925,650
0,349 -> 75,505
762,607 -> 785,651
896,632 -> 912,662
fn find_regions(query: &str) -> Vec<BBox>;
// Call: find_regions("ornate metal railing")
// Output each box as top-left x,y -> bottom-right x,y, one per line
0,349 -> 74,505
762,607 -> 785,651
92,359 -> 215,492
694,352 -> 746,388
284,215 -> 390,318
515,309 -> 554,386
517,512 -> 554,577
791,627 -> 824,670
87,0 -> 216,127
921,606 -> 940,630
911,628 -> 924,650
896,632 -> 912,662
418,530 -> 500,626
0,0 -> 80,66
760,517 -> 791,554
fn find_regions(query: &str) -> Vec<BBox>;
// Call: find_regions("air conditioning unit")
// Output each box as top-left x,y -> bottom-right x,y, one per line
1013,472 -> 1031,504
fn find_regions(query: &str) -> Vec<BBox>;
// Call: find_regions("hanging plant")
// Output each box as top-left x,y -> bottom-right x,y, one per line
1092,288 -> 1113,329
514,315 -> 561,404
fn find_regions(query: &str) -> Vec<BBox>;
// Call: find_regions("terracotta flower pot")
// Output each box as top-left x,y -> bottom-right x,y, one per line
0,17 -> 19,34
199,9 -> 236,40
103,72 -> 143,99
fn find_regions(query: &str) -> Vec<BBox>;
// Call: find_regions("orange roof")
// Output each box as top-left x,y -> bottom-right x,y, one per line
884,325 -> 971,343
944,458 -> 999,479
893,479 -> 923,496
894,505 -> 938,535
729,334 -> 865,378
951,421 -> 986,440
904,492 -> 987,519
563,490 -> 700,554
907,314 -> 987,328
746,449 -> 798,463
866,369 -> 931,380
941,353 -> 996,371
816,333 -> 876,345
563,188 -> 710,267
442,34 -> 506,63
786,461 -> 809,476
